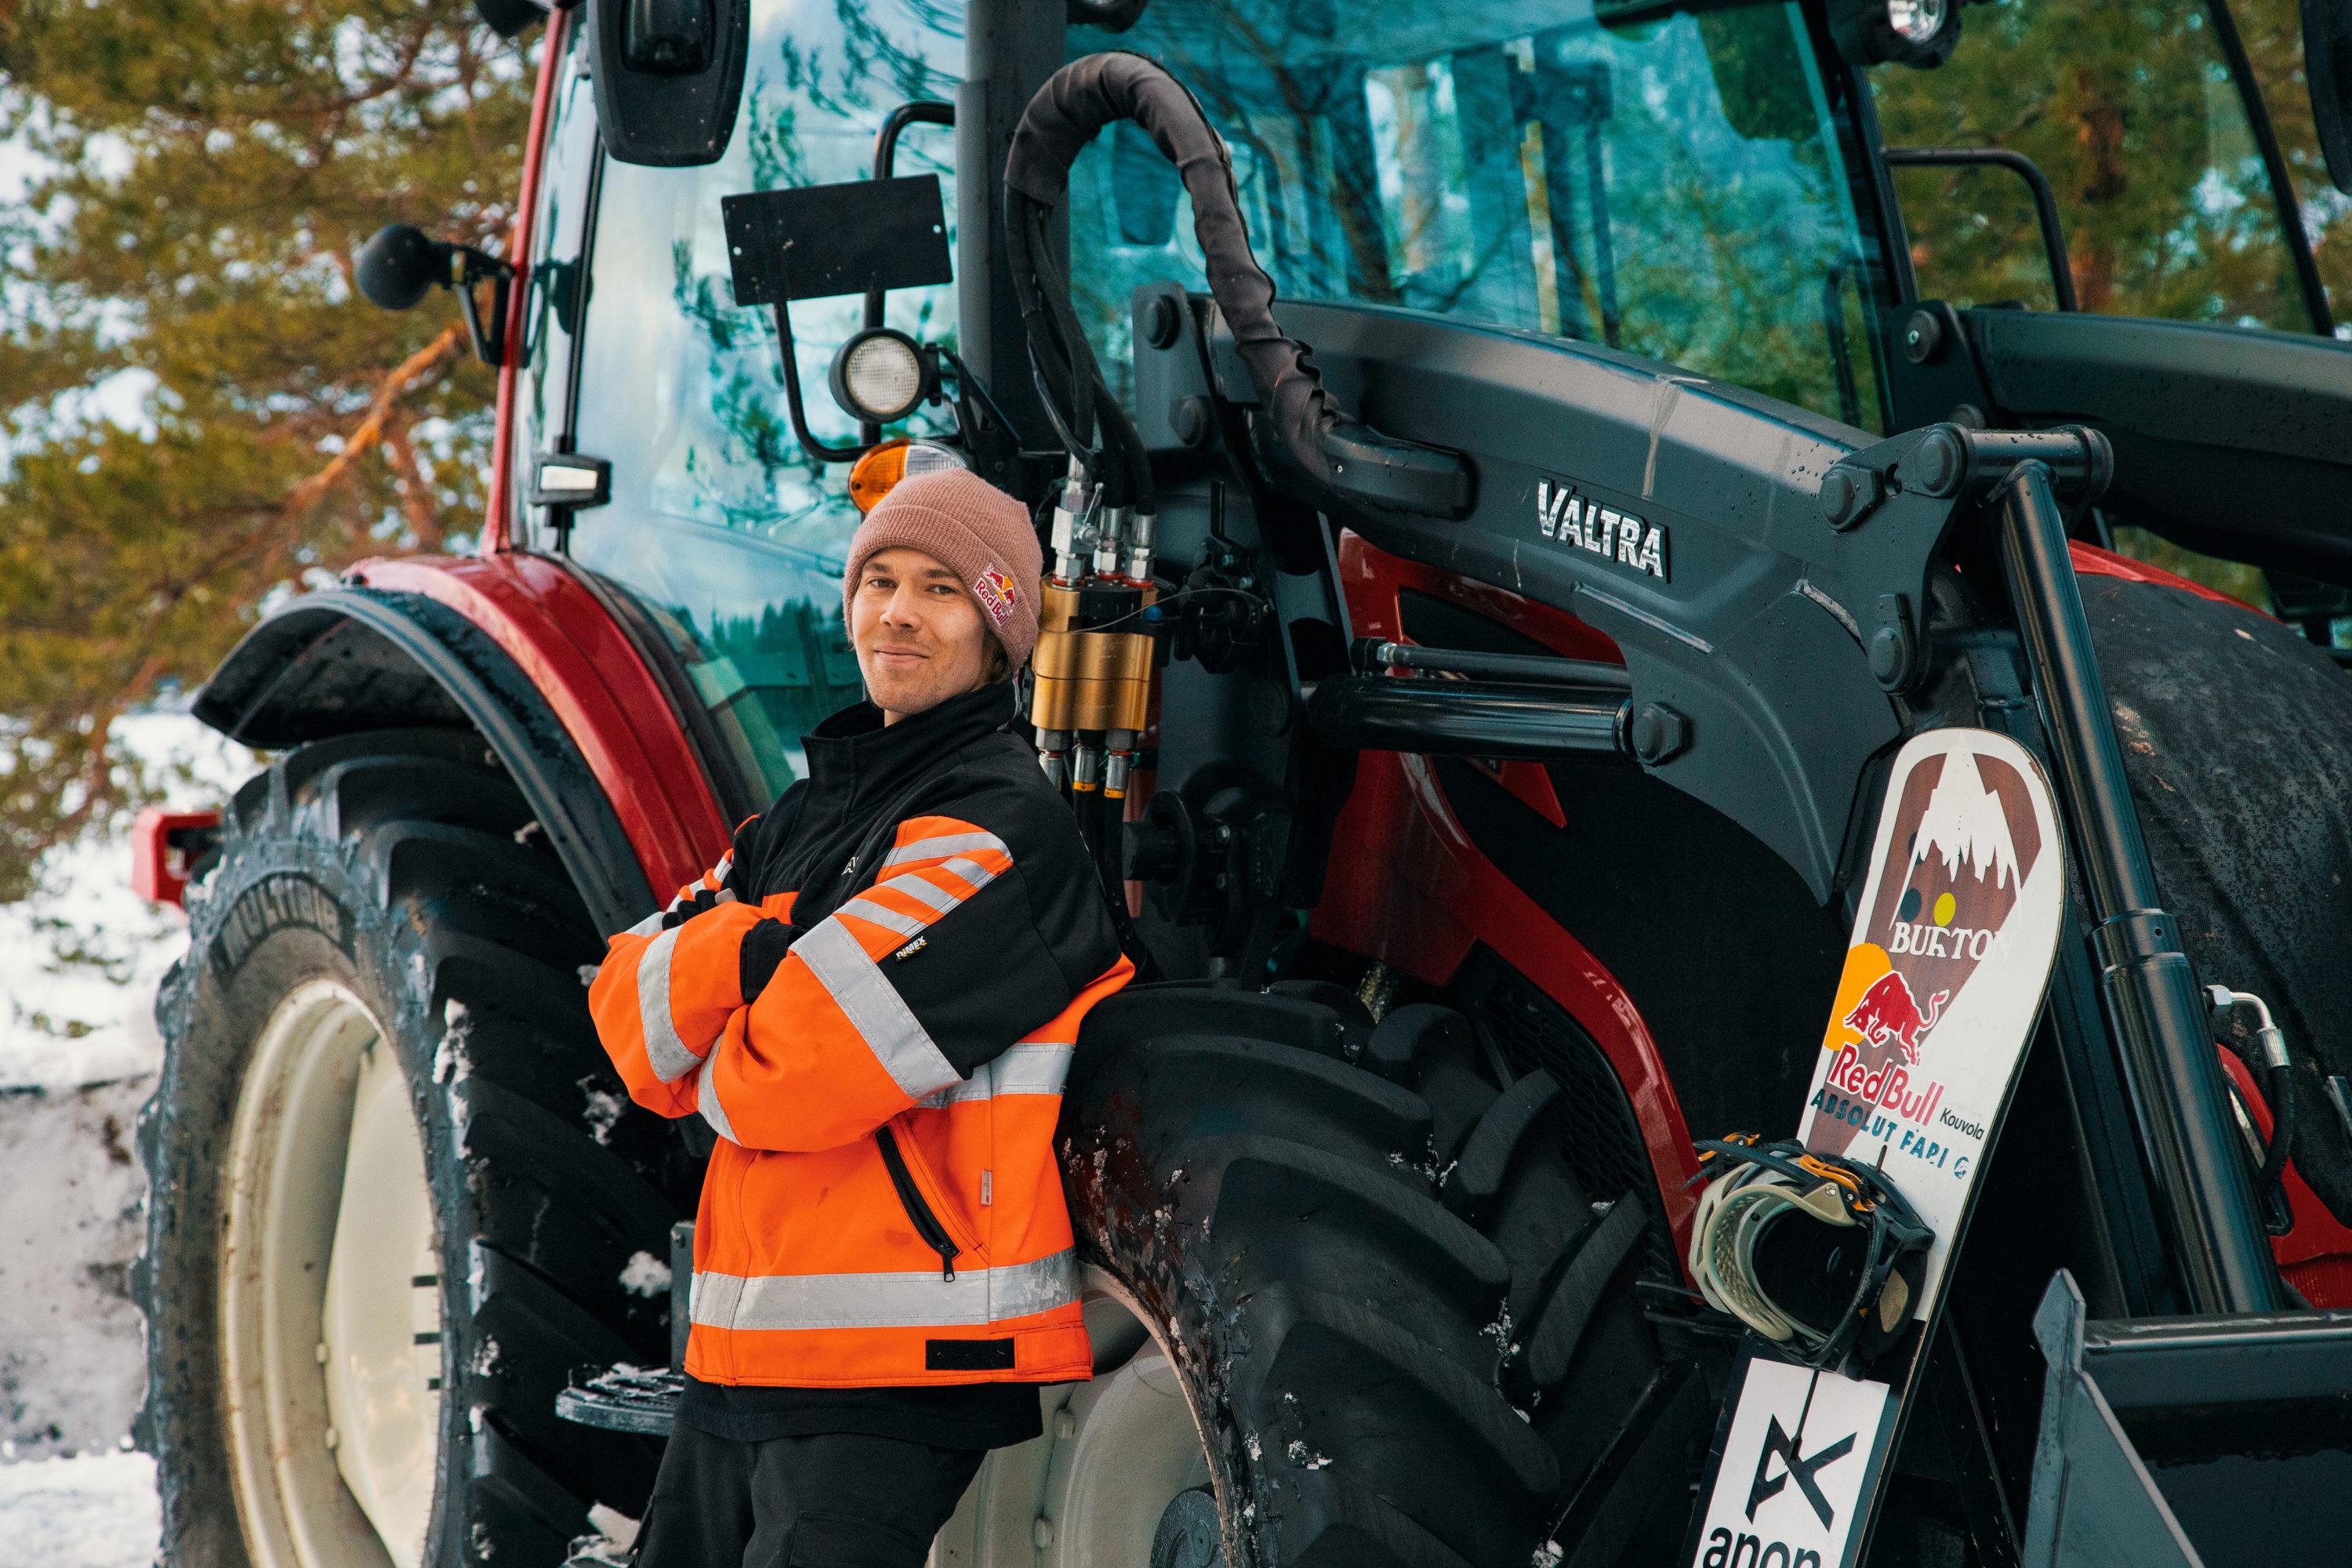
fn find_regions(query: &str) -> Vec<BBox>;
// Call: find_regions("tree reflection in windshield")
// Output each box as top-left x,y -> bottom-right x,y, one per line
564,0 -> 962,803
1067,0 -> 1892,430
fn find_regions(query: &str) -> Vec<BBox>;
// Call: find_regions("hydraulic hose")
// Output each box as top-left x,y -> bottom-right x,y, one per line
2261,1061 -> 2296,1199
1080,783 -> 1159,982
1004,191 -> 1153,511
2209,985 -> 2296,1215
1003,51 -> 1470,517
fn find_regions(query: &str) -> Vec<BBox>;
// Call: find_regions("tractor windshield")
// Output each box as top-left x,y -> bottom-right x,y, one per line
519,2 -> 964,805
1068,0 -> 1896,429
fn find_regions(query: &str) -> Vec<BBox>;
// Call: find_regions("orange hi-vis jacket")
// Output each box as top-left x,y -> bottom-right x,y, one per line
590,685 -> 1130,1388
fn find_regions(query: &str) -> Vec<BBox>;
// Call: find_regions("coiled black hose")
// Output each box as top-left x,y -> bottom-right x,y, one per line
1003,51 -> 1469,517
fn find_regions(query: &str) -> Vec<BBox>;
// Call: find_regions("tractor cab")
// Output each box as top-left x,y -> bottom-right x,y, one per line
481,0 -> 2352,826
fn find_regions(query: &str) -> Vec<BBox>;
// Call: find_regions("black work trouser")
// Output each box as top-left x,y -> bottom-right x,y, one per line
631,1425 -> 985,1568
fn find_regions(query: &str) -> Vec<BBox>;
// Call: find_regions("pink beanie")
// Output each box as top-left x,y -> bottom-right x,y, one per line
844,470 -> 1044,672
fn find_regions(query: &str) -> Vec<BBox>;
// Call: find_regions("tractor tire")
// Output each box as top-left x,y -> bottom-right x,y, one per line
1058,983 -> 1710,1568
2087,573 -> 2352,1225
136,728 -> 681,1568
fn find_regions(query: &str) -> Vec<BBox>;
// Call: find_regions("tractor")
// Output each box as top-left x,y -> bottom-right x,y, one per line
131,0 -> 2352,1565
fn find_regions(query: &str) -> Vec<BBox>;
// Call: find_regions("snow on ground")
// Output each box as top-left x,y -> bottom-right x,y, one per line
0,1453 -> 162,1568
0,709 -> 252,1092
0,1073 -> 154,1459
1,709 -> 252,1562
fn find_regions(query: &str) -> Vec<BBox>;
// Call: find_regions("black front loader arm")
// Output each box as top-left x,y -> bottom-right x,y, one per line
1166,295 -> 1958,904
1147,289 -> 2278,1311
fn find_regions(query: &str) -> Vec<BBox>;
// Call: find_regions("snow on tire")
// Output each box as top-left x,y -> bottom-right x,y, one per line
136,728 -> 682,1568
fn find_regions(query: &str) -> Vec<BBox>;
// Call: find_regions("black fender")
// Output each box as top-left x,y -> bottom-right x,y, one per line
191,586 -> 654,937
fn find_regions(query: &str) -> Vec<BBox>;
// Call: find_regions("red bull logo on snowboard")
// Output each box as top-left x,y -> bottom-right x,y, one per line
1840,971 -> 1947,1065
1822,1047 -> 1946,1133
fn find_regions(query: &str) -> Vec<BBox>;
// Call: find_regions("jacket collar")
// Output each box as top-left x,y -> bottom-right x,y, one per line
801,682 -> 1014,815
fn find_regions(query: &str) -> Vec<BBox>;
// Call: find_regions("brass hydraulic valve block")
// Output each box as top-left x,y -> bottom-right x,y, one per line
1029,579 -> 1156,735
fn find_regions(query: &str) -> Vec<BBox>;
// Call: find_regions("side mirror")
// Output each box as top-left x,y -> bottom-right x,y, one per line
355,223 -> 448,311
354,223 -> 516,368
2306,0 -> 2352,194
471,0 -> 546,38
591,0 -> 752,167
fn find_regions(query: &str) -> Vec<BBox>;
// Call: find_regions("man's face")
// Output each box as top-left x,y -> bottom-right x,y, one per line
850,546 -> 995,724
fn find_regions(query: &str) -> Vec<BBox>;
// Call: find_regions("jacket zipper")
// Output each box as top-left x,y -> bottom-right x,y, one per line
875,1125 -> 960,1281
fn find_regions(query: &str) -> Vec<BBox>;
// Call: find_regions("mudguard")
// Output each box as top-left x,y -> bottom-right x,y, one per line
187,554 -> 729,935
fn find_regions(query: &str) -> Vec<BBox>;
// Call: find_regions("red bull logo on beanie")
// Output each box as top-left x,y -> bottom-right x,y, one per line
973,566 -> 1018,627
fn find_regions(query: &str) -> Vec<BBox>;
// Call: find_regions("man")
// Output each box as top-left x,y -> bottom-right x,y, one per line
589,469 -> 1131,1566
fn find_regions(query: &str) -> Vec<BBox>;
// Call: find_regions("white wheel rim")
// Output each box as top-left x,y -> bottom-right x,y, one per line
220,979 -> 443,1568
935,1267 -> 1226,1568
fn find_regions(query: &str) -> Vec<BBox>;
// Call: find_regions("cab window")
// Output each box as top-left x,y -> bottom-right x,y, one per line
1068,0 -> 1896,431
557,0 -> 963,801
1871,0 -> 2323,331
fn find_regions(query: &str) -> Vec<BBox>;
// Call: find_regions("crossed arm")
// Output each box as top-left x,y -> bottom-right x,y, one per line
588,803 -> 1114,1151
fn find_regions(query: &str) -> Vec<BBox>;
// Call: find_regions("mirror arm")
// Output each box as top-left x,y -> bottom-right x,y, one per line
773,303 -> 866,464
452,247 -> 517,368
457,279 -> 494,368
861,100 -> 956,442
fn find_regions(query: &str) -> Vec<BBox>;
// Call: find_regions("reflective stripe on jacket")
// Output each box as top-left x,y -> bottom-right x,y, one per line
589,685 -> 1128,1388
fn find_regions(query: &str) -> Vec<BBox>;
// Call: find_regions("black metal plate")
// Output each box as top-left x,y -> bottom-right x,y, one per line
555,1364 -> 684,1436
721,175 -> 952,306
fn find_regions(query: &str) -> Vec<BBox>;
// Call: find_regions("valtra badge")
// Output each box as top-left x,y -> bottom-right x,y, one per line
1799,728 -> 2065,1312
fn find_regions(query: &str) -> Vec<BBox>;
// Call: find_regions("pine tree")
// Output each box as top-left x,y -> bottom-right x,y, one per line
0,0 -> 533,899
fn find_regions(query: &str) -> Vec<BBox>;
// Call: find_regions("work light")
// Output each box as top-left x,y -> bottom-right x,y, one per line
1885,0 -> 1946,44
1830,0 -> 1961,66
828,327 -> 935,426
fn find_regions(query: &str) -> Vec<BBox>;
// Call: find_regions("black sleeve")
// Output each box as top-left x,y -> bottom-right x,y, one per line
876,781 -> 1123,1077
655,787 -> 804,932
728,782 -> 817,1000
739,919 -> 800,1005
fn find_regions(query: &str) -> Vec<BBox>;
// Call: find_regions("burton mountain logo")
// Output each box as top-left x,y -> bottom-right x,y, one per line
1910,749 -> 2020,887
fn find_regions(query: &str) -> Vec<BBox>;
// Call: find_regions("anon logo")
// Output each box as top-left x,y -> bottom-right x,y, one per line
1746,1416 -> 1856,1529
1536,479 -> 1668,580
